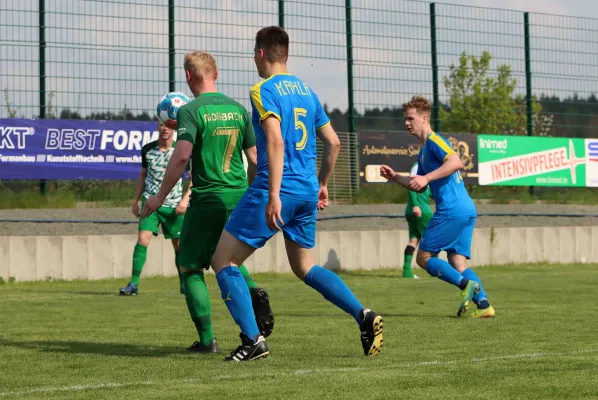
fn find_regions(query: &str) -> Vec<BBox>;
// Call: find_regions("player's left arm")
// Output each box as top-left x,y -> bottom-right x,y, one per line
242,107 -> 258,185
141,106 -> 196,218
410,137 -> 462,191
425,153 -> 463,182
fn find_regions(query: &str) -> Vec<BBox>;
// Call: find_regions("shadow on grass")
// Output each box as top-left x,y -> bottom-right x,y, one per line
0,338 -> 186,358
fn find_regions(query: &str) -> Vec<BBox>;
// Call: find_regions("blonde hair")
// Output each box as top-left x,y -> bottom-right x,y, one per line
183,51 -> 217,79
402,95 -> 432,115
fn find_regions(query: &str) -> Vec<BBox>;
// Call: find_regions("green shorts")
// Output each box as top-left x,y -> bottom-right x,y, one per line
178,205 -> 233,271
406,212 -> 432,240
139,198 -> 185,239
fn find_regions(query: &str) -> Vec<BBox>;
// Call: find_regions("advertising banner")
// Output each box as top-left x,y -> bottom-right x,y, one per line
0,118 -> 161,180
478,134 -> 598,187
358,131 -> 478,184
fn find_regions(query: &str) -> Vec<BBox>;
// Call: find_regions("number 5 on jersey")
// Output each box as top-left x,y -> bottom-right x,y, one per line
294,107 -> 307,150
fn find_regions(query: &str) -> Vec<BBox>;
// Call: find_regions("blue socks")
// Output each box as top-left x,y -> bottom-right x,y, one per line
304,265 -> 363,323
425,258 -> 466,289
216,266 -> 260,341
461,268 -> 489,308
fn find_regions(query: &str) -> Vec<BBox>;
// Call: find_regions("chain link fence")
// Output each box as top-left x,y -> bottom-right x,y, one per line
1,0 -> 597,202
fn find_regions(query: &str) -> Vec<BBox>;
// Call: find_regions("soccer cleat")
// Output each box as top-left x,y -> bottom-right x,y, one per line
224,333 -> 269,362
119,283 -> 138,296
359,309 -> 384,357
457,281 -> 480,316
471,305 -> 496,319
250,287 -> 275,338
402,270 -> 420,279
187,338 -> 219,353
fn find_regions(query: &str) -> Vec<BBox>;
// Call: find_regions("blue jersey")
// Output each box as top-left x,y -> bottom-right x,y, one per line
417,132 -> 476,218
249,73 -> 330,200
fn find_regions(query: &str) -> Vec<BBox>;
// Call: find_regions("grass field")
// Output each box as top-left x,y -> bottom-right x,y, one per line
1,265 -> 597,399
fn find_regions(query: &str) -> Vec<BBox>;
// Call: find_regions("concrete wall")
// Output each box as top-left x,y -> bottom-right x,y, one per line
1,226 -> 596,282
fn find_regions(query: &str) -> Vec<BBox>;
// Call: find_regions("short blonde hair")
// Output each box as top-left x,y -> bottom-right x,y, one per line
402,95 -> 432,115
183,51 -> 217,79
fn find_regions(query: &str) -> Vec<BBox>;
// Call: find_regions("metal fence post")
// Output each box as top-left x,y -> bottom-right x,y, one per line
345,0 -> 357,197
430,3 -> 440,133
279,0 -> 284,28
39,0 -> 47,195
524,12 -> 534,196
168,0 -> 175,93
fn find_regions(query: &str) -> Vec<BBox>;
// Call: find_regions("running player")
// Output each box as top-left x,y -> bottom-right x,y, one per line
380,95 -> 495,318
120,118 -> 190,296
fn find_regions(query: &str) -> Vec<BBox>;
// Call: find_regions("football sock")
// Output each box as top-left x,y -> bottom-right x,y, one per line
130,243 -> 147,286
425,257 -> 468,289
238,264 -> 257,289
403,245 -> 415,274
461,268 -> 489,308
216,266 -> 260,341
183,271 -> 213,346
304,265 -> 364,324
175,250 -> 184,291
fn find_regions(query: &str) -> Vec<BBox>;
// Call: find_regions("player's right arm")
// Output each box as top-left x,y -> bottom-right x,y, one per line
316,123 -> 340,210
380,165 -> 416,190
250,83 -> 284,230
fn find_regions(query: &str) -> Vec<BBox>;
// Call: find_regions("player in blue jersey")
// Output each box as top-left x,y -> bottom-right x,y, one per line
380,96 -> 495,319
208,26 -> 383,362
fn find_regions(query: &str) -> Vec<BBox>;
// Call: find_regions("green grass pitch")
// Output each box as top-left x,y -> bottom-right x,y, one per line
1,264 -> 597,399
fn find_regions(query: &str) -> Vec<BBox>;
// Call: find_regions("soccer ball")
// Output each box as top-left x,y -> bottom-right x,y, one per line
156,92 -> 191,129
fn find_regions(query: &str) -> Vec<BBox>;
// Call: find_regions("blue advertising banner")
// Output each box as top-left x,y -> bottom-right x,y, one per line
0,119 -> 161,180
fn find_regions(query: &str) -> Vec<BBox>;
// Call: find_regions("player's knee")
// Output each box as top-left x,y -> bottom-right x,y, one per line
137,231 -> 152,246
416,251 -> 430,269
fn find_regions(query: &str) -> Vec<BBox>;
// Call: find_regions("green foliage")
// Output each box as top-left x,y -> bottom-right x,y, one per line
0,180 -> 135,209
440,51 -> 549,136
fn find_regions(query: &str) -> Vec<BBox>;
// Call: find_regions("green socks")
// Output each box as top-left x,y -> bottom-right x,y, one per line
183,271 -> 213,346
238,264 -> 257,289
130,243 -> 148,286
403,245 -> 416,278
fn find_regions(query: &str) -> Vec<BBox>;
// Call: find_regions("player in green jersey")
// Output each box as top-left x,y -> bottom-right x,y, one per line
403,162 -> 433,279
141,51 -> 274,353
120,121 -> 191,296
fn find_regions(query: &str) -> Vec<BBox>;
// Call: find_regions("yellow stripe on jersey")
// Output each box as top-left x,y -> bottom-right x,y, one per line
316,121 -> 331,130
428,132 -> 455,161
250,80 -> 281,122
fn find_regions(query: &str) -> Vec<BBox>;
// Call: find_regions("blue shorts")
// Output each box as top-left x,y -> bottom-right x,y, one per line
224,187 -> 318,249
419,216 -> 476,259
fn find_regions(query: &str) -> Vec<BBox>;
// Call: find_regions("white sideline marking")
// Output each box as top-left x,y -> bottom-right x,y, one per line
1,348 -> 596,397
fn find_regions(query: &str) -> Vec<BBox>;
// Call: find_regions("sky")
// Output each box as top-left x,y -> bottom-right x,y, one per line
0,0 -> 596,118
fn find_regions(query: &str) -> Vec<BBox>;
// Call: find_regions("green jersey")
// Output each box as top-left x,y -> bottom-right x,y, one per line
405,162 -> 433,216
176,92 -> 256,209
141,140 -> 188,208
